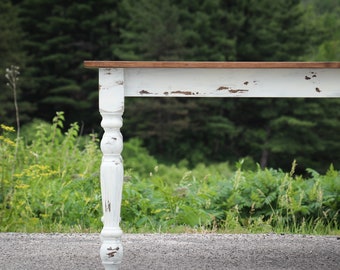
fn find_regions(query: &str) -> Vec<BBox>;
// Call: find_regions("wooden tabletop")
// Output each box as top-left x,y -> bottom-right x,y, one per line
84,61 -> 340,69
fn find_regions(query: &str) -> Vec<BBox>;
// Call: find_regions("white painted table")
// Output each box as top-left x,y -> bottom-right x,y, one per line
84,61 -> 340,269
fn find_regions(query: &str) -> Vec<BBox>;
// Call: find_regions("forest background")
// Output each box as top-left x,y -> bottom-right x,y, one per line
1,0 -> 340,233
1,0 -> 340,172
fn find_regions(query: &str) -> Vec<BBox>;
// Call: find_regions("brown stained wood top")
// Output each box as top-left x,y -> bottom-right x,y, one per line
84,61 -> 340,69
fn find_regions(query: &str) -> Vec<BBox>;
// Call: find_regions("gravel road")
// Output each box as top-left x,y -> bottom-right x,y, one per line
0,233 -> 339,270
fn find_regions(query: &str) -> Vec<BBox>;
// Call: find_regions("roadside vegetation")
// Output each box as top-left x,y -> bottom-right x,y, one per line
1,115 -> 339,235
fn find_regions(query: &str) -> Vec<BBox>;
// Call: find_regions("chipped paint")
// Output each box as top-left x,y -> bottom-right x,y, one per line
171,90 -> 194,95
107,247 -> 119,258
116,80 -> 124,85
217,86 -> 229,90
105,200 -> 111,212
316,87 -> 321,92
244,81 -> 249,85
305,72 -> 317,80
228,89 -> 249,94
139,90 -> 151,94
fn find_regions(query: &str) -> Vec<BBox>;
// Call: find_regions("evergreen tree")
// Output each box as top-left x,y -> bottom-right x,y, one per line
174,0 -> 242,61
310,0 -> 340,61
18,0 -> 120,129
114,0 -> 187,60
0,0 -> 31,125
236,0 -> 309,60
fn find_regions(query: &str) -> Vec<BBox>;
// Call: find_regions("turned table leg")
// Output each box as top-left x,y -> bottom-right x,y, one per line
99,68 -> 124,269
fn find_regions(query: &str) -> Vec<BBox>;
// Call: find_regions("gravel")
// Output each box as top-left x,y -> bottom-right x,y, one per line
0,233 -> 339,270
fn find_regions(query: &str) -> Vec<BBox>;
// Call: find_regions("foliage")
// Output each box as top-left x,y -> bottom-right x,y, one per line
0,0 -> 32,125
302,0 -> 340,61
0,116 -> 339,234
0,113 -> 102,231
236,0 -> 310,61
115,0 -> 187,61
17,0 -> 121,130
1,0 -> 339,172
122,159 -> 339,234
124,97 -> 340,172
118,0 -> 340,172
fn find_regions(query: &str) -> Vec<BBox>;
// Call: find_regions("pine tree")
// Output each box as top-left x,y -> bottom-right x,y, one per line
18,0 -> 120,129
114,0 -> 186,60
236,0 -> 309,60
0,0 -> 31,125
305,0 -> 340,61
174,0 -> 242,61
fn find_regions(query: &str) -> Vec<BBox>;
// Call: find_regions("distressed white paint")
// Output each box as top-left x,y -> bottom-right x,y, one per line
99,68 -> 124,269
124,68 -> 340,97
93,64 -> 340,269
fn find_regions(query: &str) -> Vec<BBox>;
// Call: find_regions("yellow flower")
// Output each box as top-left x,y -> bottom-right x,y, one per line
17,164 -> 58,180
0,124 -> 15,132
0,135 -> 16,146
15,184 -> 30,189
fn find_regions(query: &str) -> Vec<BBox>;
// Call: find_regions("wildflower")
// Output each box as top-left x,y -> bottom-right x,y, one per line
15,184 -> 30,189
1,124 -> 15,132
0,135 -> 16,147
17,164 -> 58,180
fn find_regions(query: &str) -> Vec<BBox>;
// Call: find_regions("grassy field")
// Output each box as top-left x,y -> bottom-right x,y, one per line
1,113 -> 339,235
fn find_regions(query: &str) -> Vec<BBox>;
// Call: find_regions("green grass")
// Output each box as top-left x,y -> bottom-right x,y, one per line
1,113 -> 339,235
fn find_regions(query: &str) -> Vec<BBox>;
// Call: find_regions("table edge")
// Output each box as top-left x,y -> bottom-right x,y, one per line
84,61 -> 340,69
